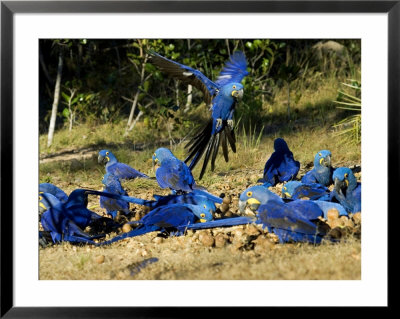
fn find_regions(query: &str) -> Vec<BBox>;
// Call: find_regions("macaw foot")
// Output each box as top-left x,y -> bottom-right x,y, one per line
227,119 -> 234,130
215,118 -> 223,129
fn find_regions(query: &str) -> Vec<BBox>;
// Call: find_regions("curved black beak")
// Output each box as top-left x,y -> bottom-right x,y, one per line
334,178 -> 347,197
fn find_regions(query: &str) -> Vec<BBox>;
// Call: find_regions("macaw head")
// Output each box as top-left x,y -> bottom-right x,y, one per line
67,189 -> 89,207
39,192 -> 61,215
152,148 -> 175,167
239,185 -> 284,213
282,181 -> 302,198
98,150 -> 117,165
192,197 -> 215,223
220,82 -> 244,100
333,167 -> 357,196
314,150 -> 332,168
273,138 -> 290,152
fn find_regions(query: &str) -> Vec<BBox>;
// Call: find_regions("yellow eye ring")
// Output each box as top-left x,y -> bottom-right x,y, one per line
283,187 -> 287,191
233,85 -> 236,89
344,173 -> 348,178
153,153 -> 156,157
318,153 -> 322,156
200,213 -> 205,218
247,191 -> 252,197
39,196 -> 43,201
106,151 -> 109,155
203,205 -> 206,209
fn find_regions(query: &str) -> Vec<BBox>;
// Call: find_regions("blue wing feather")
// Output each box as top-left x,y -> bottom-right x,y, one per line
215,51 -> 249,86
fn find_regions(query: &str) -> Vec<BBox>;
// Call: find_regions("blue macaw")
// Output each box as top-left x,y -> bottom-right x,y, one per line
258,138 -> 300,187
97,199 -> 216,245
39,192 -> 61,215
255,200 -> 331,244
100,173 -> 131,219
40,189 -> 122,244
331,167 -> 361,214
98,149 -> 149,180
282,181 -> 330,201
238,185 -> 284,213
149,50 -> 249,179
301,150 -> 333,186
39,183 -> 68,203
240,184 -> 347,219
152,147 -> 198,193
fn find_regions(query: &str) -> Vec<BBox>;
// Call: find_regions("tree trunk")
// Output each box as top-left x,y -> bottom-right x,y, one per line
47,49 -> 63,147
184,84 -> 192,113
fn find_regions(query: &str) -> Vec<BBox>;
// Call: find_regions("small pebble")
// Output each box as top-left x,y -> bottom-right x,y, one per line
122,224 -> 132,233
219,203 -> 230,213
153,237 -> 163,244
327,208 -> 339,221
214,234 -> 227,248
199,232 -> 214,247
224,211 -> 233,217
223,195 -> 231,205
246,224 -> 261,236
95,255 -> 105,264
352,212 -> 361,225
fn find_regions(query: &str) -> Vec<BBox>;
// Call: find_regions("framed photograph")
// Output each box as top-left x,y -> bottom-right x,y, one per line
1,0 -> 394,316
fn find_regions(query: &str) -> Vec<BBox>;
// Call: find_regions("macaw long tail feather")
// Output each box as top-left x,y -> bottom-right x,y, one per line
224,125 -> 236,153
184,120 -> 213,171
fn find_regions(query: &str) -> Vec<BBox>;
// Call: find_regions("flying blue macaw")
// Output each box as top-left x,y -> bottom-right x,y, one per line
330,167 -> 361,214
40,189 -> 122,244
152,147 -> 198,193
98,149 -> 149,180
149,50 -> 249,179
39,183 -> 68,203
301,150 -> 333,186
97,199 -> 216,245
282,181 -> 330,201
258,138 -> 300,187
100,173 -> 131,219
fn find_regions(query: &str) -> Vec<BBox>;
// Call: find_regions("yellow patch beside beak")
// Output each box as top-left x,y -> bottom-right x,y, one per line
345,179 -> 349,187
105,156 -> 110,162
319,158 -> 324,165
284,192 -> 291,198
39,202 -> 47,210
247,198 -> 261,205
199,219 -> 207,223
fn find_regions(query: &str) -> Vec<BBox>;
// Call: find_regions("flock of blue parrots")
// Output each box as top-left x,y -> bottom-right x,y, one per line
39,49 -> 361,248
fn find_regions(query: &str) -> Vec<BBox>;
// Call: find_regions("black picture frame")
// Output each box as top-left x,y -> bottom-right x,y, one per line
1,0 -> 394,317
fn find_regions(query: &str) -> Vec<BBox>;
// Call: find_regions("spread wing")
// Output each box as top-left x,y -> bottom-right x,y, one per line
148,50 -> 219,105
215,51 -> 249,86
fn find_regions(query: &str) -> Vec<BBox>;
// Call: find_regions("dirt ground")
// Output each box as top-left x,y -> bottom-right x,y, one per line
39,151 -> 361,280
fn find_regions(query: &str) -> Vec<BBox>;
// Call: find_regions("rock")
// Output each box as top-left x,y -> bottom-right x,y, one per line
224,211 -> 233,217
95,255 -> 105,264
328,227 -> 343,239
352,212 -> 361,225
122,223 -> 132,233
246,224 -> 261,236
244,208 -> 256,217
219,203 -> 230,213
199,232 -> 214,247
214,234 -> 227,248
152,237 -> 163,244
327,208 -> 339,221
223,195 -> 231,205
231,197 -> 239,207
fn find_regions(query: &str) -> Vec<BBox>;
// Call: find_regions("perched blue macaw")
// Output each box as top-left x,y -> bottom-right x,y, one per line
100,173 -> 130,219
330,167 -> 361,214
255,200 -> 331,244
40,189 -> 122,244
258,138 -> 300,187
301,150 -> 333,186
282,181 -> 330,201
98,149 -> 149,180
240,184 -> 347,219
39,183 -> 68,203
239,185 -> 284,213
152,147 -> 198,193
98,199 -> 215,245
149,50 -> 249,179
39,192 -> 61,215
